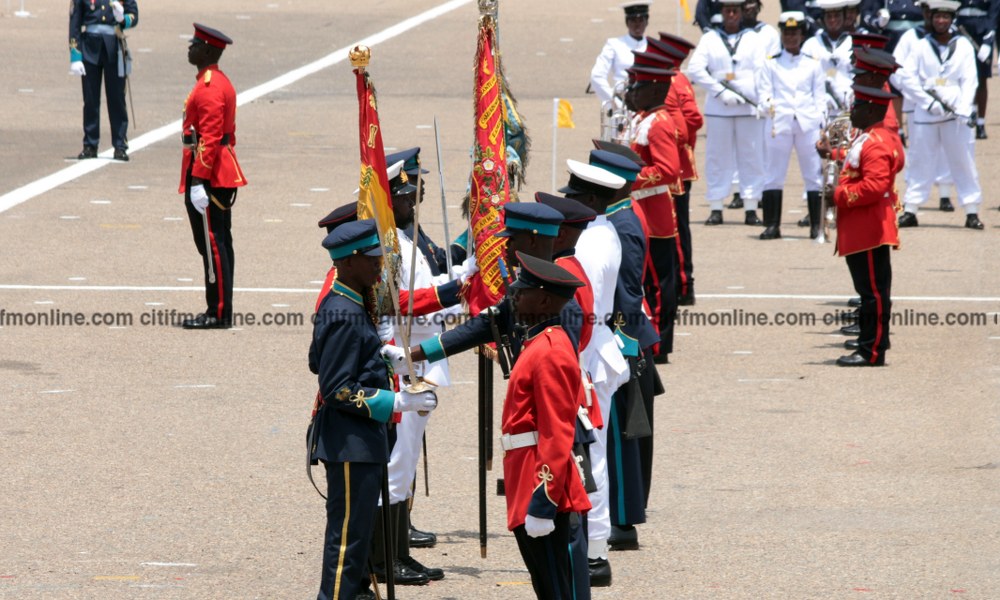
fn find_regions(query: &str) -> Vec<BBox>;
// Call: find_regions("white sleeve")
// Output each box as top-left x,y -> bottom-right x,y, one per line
686,38 -> 724,97
957,41 -> 979,115
590,40 -> 617,104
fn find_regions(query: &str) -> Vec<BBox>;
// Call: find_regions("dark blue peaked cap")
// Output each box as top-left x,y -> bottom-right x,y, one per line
496,202 -> 565,238
322,219 -> 383,260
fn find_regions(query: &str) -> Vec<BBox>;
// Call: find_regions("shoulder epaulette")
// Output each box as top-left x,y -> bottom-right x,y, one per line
203,70 -> 213,85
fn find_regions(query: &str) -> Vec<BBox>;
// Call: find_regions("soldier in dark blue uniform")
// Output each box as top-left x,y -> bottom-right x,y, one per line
956,0 -> 1000,138
560,158 -> 657,551
69,0 -> 138,161
386,147 -> 451,276
309,219 -> 438,600
861,0 -> 924,50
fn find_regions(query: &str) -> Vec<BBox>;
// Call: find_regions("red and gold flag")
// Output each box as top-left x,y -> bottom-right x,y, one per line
352,46 -> 400,316
464,17 -> 512,315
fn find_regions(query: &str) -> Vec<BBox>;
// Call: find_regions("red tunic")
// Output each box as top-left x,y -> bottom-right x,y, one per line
665,72 -> 703,182
631,108 -> 681,238
555,254 -> 602,430
834,121 -> 905,257
179,65 -> 247,193
501,325 -> 591,530
882,82 -> 899,131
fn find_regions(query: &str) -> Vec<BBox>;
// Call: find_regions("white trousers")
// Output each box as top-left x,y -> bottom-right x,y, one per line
763,119 -> 822,191
387,410 -> 430,504
902,112 -> 953,197
705,115 -> 766,210
586,378 -> 617,553
904,119 -> 981,214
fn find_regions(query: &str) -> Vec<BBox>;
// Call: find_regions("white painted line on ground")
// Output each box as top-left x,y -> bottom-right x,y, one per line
0,0 -> 473,215
174,384 -> 215,389
40,389 -> 75,394
140,562 -> 198,567
733,351 -> 753,355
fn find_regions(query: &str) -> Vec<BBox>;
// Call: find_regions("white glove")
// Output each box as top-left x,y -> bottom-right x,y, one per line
190,184 -> 209,215
524,515 -> 555,538
926,101 -> 946,118
978,43 -> 992,63
376,316 -> 394,343
451,254 -> 479,283
719,90 -> 746,107
393,389 -> 437,413
875,8 -> 890,29
380,344 -> 409,376
69,61 -> 86,77
111,0 -> 125,23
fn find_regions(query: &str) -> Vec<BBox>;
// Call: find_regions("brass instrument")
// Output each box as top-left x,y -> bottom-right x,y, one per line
599,80 -> 634,145
817,110 -> 855,244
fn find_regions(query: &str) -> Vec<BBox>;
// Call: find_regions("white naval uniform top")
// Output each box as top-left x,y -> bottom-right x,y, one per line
575,216 -> 628,390
397,228 -> 450,386
590,34 -> 647,104
801,30 -> 854,111
892,26 -> 923,113
752,21 -> 782,57
894,32 -> 977,125
757,50 -> 827,136
686,27 -> 766,117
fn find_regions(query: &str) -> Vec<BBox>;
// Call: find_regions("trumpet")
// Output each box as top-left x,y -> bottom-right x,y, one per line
600,80 -> 634,145
817,110 -> 855,244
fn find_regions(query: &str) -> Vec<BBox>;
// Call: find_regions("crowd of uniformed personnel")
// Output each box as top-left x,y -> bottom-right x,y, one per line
65,2 -> 992,599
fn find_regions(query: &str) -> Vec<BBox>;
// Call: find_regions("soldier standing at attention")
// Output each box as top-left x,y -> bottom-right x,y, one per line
687,0 -> 768,226
309,219 -> 438,600
956,0 -> 1000,138
816,85 -> 904,367
756,11 -> 826,240
591,3 -> 652,109
179,25 -> 247,330
502,251 -> 592,600
69,0 -> 137,161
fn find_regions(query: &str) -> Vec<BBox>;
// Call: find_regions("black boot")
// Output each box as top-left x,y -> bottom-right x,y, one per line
397,503 -> 443,581
744,209 -> 761,226
806,191 -> 822,239
372,504 -> 429,585
759,190 -> 782,239
704,209 -> 723,225
728,192 -> 743,209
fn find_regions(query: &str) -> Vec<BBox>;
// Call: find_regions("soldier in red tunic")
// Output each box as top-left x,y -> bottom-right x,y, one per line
503,251 -> 592,600
179,24 -> 247,329
818,84 -> 905,366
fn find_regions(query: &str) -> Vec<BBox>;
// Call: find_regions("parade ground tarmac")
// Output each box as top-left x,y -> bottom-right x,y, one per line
1,1 -> 998,598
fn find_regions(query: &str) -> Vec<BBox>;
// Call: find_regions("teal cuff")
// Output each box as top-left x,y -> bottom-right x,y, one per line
368,389 -> 396,423
124,14 -> 135,28
615,329 -> 639,357
421,335 -> 447,363
70,49 -> 83,62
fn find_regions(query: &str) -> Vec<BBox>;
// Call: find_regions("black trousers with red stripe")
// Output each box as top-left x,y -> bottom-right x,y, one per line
674,181 -> 694,299
648,237 -> 678,356
185,174 -> 236,323
845,245 -> 892,364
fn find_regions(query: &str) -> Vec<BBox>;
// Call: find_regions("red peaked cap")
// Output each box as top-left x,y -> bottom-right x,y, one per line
646,37 -> 688,61
627,65 -> 676,83
632,50 -> 677,69
852,48 -> 900,76
657,31 -> 696,55
853,84 -> 896,105
851,32 -> 889,50
193,23 -> 233,49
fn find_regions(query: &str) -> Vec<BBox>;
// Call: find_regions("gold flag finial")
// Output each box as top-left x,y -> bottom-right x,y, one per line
478,0 -> 498,16
349,45 -> 371,68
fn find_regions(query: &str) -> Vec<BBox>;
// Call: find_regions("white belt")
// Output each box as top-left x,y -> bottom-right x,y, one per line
500,431 -> 538,451
83,24 -> 118,35
631,184 -> 670,200
958,7 -> 987,17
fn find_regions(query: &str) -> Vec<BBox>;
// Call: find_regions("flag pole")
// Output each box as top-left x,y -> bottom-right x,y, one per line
552,98 -> 558,193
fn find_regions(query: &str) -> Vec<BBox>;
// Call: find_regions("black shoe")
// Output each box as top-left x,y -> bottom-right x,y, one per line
589,557 -> 612,587
840,323 -> 860,336
965,214 -> 985,230
182,313 -> 230,330
897,212 -> 918,228
678,292 -> 695,306
608,525 -> 638,551
759,225 -> 781,239
354,590 -> 376,600
840,309 -> 859,324
976,124 -> 987,140
844,339 -> 860,350
704,210 -> 723,226
744,210 -> 762,226
939,197 -> 954,212
400,555 -> 444,581
373,561 -> 429,586
408,523 -> 437,548
847,296 -> 862,308
797,215 -> 810,227
113,148 -> 129,162
728,193 -> 743,209
653,353 -> 669,365
77,145 -> 97,159
836,351 -> 884,367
